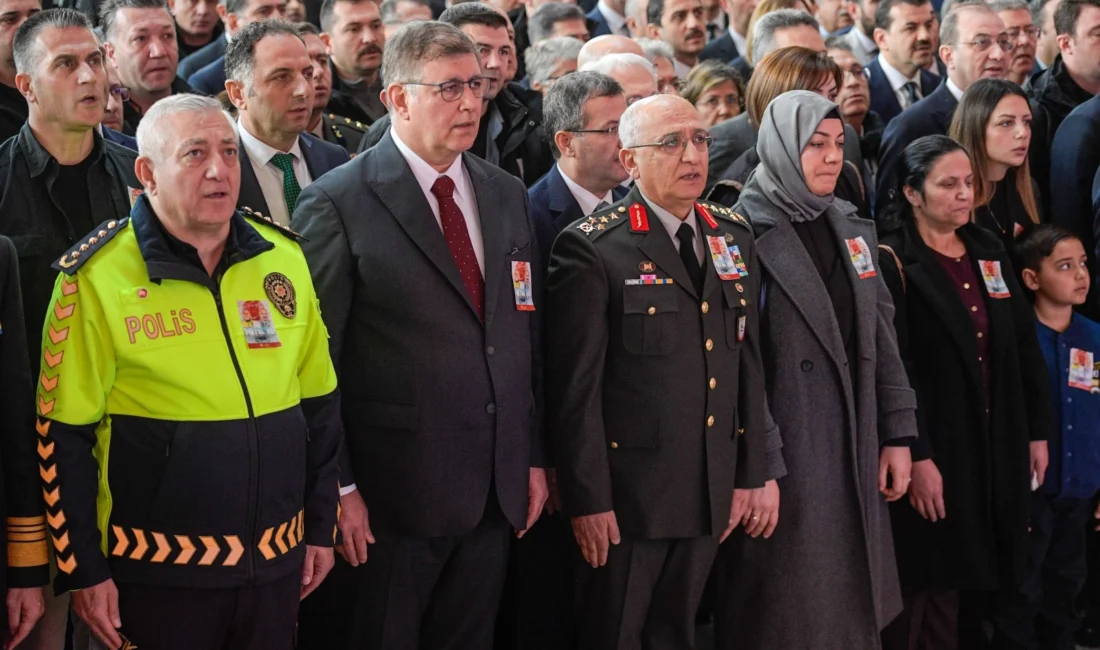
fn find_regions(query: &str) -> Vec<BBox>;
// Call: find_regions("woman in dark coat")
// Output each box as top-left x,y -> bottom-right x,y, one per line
714,90 -> 918,650
876,135 -> 1052,650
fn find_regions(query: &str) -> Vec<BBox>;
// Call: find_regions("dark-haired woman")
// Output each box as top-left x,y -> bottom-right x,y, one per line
949,79 -> 1043,252
877,135 -> 1052,650
716,90 -> 917,650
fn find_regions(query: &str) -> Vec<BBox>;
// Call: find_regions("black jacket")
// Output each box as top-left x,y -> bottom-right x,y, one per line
880,221 -> 1051,592
121,77 -> 195,135
177,36 -> 227,81
358,84 -> 552,186
0,83 -> 27,146
325,66 -> 386,128
1027,55 -> 1094,213
0,125 -> 139,377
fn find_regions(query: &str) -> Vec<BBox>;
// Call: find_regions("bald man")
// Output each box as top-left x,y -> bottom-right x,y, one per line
546,94 -> 767,650
576,33 -> 644,66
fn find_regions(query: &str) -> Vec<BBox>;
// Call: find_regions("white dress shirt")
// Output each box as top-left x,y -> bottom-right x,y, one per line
642,192 -> 704,265
673,58 -> 693,79
390,127 -> 485,277
728,25 -> 748,58
558,164 -> 613,216
597,0 -> 629,35
877,54 -> 925,110
946,77 -> 965,102
238,121 -> 313,227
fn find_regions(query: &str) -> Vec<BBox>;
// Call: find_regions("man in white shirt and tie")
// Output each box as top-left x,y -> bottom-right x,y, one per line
224,20 -> 349,225
865,0 -> 939,124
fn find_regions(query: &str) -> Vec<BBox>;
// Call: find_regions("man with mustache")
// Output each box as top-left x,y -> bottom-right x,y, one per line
875,1 -> 1009,216
225,21 -> 349,227
168,0 -> 222,59
298,22 -> 367,153
646,0 -> 707,77
990,0 -> 1038,86
321,0 -> 387,126
866,0 -> 939,125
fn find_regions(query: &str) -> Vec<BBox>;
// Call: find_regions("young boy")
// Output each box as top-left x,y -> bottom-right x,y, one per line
1005,224 -> 1100,648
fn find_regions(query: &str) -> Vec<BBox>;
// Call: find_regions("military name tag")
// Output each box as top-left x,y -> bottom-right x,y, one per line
511,261 -> 535,311
238,300 -> 281,349
1069,348 -> 1095,392
979,260 -> 1011,298
846,237 -> 877,279
706,235 -> 740,280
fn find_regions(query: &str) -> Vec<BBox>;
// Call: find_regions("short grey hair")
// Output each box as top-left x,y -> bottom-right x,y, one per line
939,0 -> 992,45
580,52 -> 657,82
824,34 -> 854,51
634,37 -> 674,64
381,20 -> 476,85
380,0 -> 430,24
618,93 -> 662,147
528,2 -> 586,44
525,36 -> 584,85
225,20 -> 303,92
13,9 -> 92,75
988,0 -> 1031,14
751,9 -> 819,64
543,70 -> 623,157
99,0 -> 171,41
136,94 -> 236,163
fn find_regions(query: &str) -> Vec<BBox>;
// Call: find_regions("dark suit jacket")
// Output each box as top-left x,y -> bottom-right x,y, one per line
528,164 -> 627,268
101,127 -> 137,151
188,55 -> 226,96
728,56 -> 753,84
290,131 -> 544,537
178,35 -> 227,80
700,30 -> 739,63
545,187 -> 768,538
866,59 -> 940,126
586,4 -> 612,37
875,81 -> 957,218
238,132 -> 349,216
706,113 -> 755,191
1050,94 -> 1100,267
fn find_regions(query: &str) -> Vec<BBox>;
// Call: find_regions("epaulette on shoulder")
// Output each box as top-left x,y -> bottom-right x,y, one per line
52,217 -> 130,276
701,201 -> 751,228
574,203 -> 630,238
329,113 -> 367,133
240,206 -> 305,242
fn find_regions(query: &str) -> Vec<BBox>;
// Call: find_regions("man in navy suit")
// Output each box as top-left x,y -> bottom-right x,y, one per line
186,0 -> 287,95
865,0 -> 939,125
875,2 -> 1010,217
225,21 -> 348,225
587,0 -> 629,36
699,0 -> 753,61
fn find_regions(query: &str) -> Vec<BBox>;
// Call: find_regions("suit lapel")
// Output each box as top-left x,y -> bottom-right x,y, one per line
298,134 -> 321,179
756,213 -> 848,373
371,133 -> 481,320
869,62 -> 903,122
237,151 -> 272,217
465,154 -> 504,327
547,167 -> 585,234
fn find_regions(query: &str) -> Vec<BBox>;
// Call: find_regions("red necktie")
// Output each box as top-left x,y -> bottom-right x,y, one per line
430,175 -> 484,319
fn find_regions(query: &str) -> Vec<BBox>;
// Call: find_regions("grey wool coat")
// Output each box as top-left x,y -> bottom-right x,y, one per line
715,180 -> 919,650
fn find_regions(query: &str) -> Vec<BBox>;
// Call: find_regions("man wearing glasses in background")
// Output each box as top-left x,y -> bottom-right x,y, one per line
545,93 -> 768,650
101,60 -> 138,149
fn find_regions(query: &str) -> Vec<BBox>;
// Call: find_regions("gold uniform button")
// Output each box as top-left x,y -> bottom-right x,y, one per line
971,306 -> 978,312
706,415 -> 715,427
709,377 -> 716,390
647,306 -> 656,315
705,339 -> 714,351
738,428 -> 745,436
701,301 -> 710,314
740,298 -> 747,306
610,442 -> 619,449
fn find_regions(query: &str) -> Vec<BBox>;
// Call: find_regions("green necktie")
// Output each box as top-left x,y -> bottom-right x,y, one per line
270,152 -> 302,214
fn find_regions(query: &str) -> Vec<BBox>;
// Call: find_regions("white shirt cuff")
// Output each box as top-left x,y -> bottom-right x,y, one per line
339,483 -> 358,497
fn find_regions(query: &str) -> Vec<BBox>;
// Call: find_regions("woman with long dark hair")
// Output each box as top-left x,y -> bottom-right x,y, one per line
715,90 -> 917,649
949,79 -> 1042,251
877,135 -> 1052,649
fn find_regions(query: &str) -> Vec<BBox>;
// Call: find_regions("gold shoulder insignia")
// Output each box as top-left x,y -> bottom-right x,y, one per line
240,206 -> 306,242
53,218 -> 130,276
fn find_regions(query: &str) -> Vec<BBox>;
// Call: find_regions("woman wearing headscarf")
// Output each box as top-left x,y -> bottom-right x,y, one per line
877,135 -> 1051,650
713,90 -> 918,649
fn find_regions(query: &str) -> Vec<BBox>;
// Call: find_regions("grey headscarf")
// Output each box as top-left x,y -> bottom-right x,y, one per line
750,90 -> 843,223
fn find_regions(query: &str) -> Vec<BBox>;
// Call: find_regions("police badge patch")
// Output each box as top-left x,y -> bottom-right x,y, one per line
264,273 -> 297,319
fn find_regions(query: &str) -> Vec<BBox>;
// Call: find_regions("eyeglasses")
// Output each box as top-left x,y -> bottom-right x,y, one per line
959,35 -> 1016,53
1004,26 -> 1040,40
564,125 -> 619,136
109,85 -> 130,102
399,76 -> 489,101
841,62 -> 866,79
659,78 -> 684,94
699,95 -> 740,109
626,132 -> 713,154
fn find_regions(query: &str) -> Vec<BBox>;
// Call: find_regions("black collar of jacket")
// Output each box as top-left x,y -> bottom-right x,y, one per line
887,218 -> 1004,265
1033,55 -> 1094,108
18,122 -> 107,178
177,21 -> 224,54
130,193 -> 274,286
0,81 -> 27,120
122,77 -> 195,133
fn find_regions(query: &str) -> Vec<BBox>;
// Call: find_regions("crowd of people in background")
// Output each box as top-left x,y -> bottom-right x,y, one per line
0,0 -> 1093,646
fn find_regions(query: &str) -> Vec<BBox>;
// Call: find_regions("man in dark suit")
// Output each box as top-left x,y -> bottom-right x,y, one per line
300,21 -> 367,153
186,0 -> 287,95
875,2 -> 1010,216
546,92 -> 767,650
587,0 -> 629,36
225,21 -> 349,225
700,0 -> 751,62
292,20 -> 548,650
319,0 -> 388,126
176,25 -> 225,79
865,0 -> 939,125
1051,93 -> 1100,281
